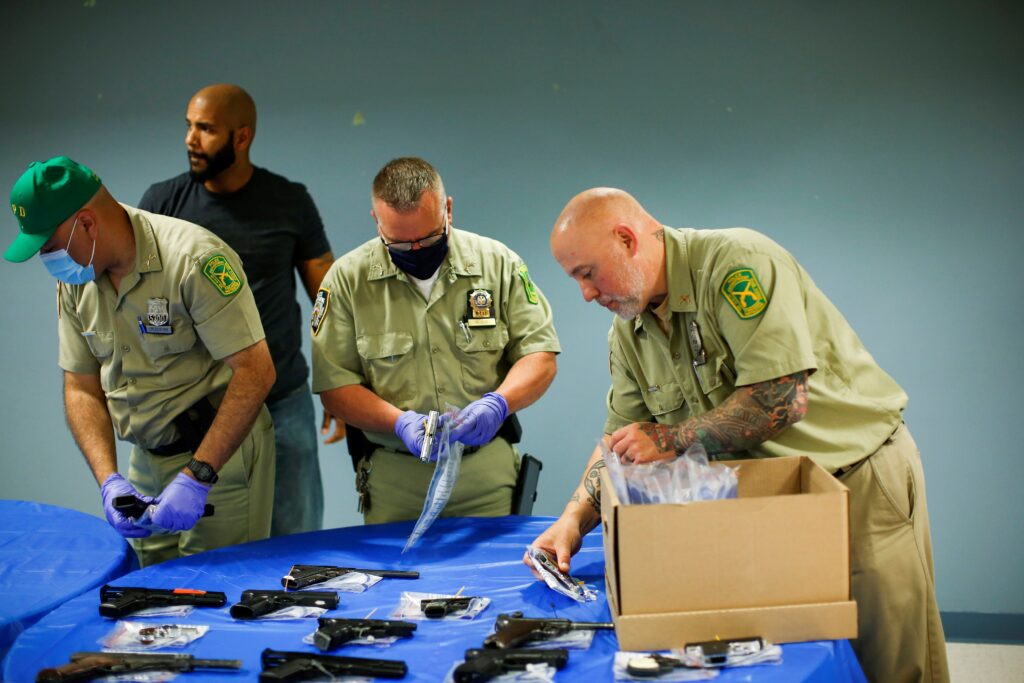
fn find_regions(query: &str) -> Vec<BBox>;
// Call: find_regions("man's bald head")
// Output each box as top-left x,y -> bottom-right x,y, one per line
189,84 -> 257,134
550,188 -> 667,319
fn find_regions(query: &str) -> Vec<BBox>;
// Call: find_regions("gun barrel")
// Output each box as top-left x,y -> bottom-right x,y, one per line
98,585 -> 226,618
455,648 -> 569,683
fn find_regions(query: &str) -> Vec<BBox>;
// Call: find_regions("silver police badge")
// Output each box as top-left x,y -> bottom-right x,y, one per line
144,298 -> 173,334
466,288 -> 496,327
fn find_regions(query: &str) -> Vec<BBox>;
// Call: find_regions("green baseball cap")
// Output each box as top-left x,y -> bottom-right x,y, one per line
5,156 -> 102,263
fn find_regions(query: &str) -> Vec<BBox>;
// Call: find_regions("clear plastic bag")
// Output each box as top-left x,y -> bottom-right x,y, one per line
99,621 -> 208,651
404,405 -> 465,553
601,441 -> 738,505
525,546 -> 596,603
391,591 -> 490,621
444,662 -> 560,683
613,651 -> 718,681
298,571 -> 382,593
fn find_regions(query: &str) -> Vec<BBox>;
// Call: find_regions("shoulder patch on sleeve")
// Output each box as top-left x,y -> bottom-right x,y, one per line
202,254 -> 243,296
721,267 -> 768,319
311,287 -> 331,336
517,263 -> 540,305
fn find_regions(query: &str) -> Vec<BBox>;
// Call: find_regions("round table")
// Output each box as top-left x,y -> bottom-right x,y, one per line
0,500 -> 137,662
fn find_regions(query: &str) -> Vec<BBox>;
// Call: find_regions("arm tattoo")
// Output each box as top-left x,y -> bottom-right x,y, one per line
675,370 -> 809,454
581,459 -> 606,512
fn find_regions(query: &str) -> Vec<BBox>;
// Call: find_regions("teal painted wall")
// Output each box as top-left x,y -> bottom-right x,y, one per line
0,1 -> 1020,615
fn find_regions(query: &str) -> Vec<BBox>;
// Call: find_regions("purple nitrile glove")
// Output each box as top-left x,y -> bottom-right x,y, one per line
100,473 -> 153,538
149,472 -> 211,533
450,392 -> 509,446
393,410 -> 447,460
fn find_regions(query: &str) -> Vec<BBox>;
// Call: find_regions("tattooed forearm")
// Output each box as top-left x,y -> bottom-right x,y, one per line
581,459 -> 606,512
675,371 -> 809,454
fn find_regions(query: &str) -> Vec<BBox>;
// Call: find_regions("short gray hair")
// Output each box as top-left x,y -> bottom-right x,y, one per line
372,157 -> 446,212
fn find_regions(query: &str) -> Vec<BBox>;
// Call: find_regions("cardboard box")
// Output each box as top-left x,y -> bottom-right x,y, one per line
601,455 -> 857,649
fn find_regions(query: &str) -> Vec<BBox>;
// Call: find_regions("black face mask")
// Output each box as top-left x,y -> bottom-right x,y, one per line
387,231 -> 449,279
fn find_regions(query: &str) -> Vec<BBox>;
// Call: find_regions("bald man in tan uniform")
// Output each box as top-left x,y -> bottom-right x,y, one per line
528,188 -> 948,683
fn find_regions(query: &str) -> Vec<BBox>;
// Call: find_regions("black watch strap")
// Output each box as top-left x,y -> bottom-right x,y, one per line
186,457 -> 218,484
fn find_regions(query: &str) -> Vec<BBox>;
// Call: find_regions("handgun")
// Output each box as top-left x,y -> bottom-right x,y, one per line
36,651 -> 240,683
313,617 -> 417,651
259,648 -> 407,681
230,589 -> 339,620
420,596 -> 478,618
98,584 -> 226,618
282,564 -> 419,590
419,410 -> 440,462
483,611 -> 614,649
453,647 -> 569,683
113,495 -> 214,520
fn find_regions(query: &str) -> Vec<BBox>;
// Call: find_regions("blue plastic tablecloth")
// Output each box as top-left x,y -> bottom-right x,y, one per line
3,516 -> 864,682
0,499 -> 137,662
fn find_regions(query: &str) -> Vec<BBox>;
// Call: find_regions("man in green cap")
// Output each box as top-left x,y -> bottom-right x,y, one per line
528,188 -> 948,683
312,157 -> 560,523
5,156 -> 276,565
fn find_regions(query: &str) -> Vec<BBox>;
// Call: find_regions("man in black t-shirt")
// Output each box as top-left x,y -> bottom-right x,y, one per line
140,84 -> 344,536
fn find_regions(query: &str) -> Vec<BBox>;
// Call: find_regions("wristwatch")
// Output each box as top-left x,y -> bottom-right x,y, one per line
186,457 -> 218,485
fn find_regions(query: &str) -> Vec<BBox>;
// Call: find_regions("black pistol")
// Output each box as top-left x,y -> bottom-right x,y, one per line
36,651 -> 240,683
313,617 -> 417,651
282,564 -> 419,590
259,648 -> 407,681
98,584 -> 226,618
230,589 -> 339,619
483,611 -> 615,649
420,596 -> 478,618
113,495 -> 214,520
453,648 -> 569,683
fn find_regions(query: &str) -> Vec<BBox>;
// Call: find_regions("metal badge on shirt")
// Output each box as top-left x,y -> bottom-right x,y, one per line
465,289 -> 496,328
143,298 -> 173,334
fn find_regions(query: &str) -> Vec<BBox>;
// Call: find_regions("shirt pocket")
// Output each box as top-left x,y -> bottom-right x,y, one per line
141,324 -> 198,361
455,325 -> 509,395
640,378 -> 686,421
82,331 -> 115,360
357,331 -> 416,404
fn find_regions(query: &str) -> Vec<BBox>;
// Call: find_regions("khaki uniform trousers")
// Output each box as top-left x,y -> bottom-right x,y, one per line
839,423 -> 949,683
359,437 -> 519,525
127,405 -> 276,566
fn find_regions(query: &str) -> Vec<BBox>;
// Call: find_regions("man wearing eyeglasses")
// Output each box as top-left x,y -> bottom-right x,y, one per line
311,157 -> 560,523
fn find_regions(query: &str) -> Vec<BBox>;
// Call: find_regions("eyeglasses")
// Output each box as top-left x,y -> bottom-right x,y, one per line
378,214 -> 449,252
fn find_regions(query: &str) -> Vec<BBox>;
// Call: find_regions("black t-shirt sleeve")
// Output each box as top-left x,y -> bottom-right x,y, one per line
293,184 -> 332,263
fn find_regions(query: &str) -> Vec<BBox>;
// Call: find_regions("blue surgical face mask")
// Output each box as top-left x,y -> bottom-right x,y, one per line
40,215 -> 96,285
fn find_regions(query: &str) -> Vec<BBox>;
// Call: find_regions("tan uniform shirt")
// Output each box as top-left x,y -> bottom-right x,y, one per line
605,227 -> 907,470
312,228 -> 561,450
58,205 -> 265,448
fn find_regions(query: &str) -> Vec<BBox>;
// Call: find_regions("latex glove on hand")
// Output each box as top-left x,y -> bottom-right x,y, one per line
149,472 -> 211,532
100,473 -> 153,538
394,410 -> 446,460
450,392 -> 508,446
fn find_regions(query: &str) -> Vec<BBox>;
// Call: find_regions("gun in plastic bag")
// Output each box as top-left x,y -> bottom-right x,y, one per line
313,617 -> 417,651
99,584 -> 226,618
282,564 -> 419,590
453,647 -> 569,683
36,651 -> 240,683
420,595 -> 479,618
230,589 -> 339,619
259,648 -> 407,681
483,610 -> 614,648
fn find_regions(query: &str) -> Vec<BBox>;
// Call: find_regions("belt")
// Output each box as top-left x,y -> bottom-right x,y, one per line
390,443 -> 482,457
833,421 -> 904,478
149,439 -> 191,457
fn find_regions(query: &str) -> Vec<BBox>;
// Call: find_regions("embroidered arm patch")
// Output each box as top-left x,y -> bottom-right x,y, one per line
202,254 -> 243,296
721,267 -> 768,319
